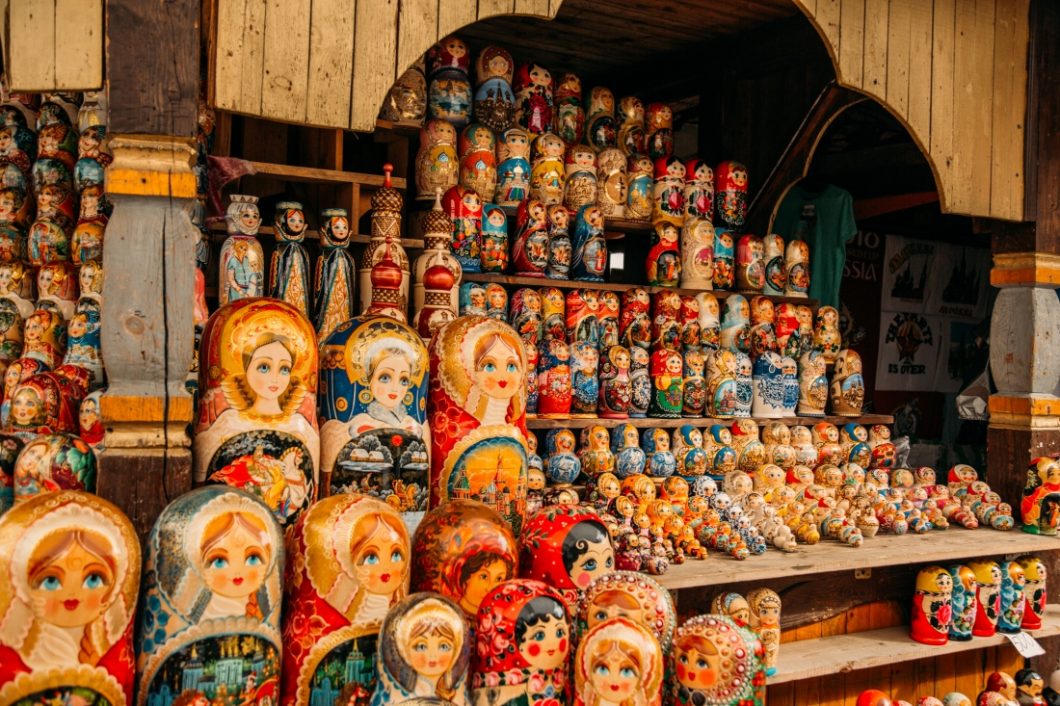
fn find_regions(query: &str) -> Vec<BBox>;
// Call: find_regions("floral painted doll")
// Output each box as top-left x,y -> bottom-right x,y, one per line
580,572 -> 676,650
519,504 -> 615,607
910,566 -> 953,645
670,614 -> 765,706
574,617 -> 663,706
512,198 -> 550,277
947,564 -> 977,641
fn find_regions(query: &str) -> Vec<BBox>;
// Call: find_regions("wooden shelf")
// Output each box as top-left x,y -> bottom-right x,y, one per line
247,161 -> 407,189
657,529 -> 1060,591
605,217 -> 652,234
208,225 -> 425,249
526,414 -> 893,430
374,118 -> 423,137
770,605 -> 1060,685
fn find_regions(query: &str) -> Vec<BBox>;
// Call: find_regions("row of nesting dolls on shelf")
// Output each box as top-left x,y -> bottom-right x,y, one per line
858,667 -> 1058,706
0,486 -> 779,706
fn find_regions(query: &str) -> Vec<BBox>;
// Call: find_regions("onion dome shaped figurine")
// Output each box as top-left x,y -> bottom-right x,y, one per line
427,35 -> 472,128
474,45 -> 516,132
647,220 -> 681,287
530,132 -> 566,205
670,614 -> 764,706
565,143 -> 599,212
443,184 -> 483,274
969,560 -> 1003,637
629,346 -> 652,418
599,345 -> 633,419
537,338 -> 573,419
459,122 -> 498,203
597,147 -> 628,218
194,298 -> 319,525
910,566 -> 954,645
545,428 -> 581,485
546,204 -> 573,279
653,156 -> 686,226
495,126 -> 531,207
514,62 -> 554,135
358,166 -> 410,315
410,499 -> 518,621
218,194 -> 264,306
269,200 -> 312,316
413,192 -> 462,337
736,234 -> 766,292
519,504 -> 614,606
763,233 -> 787,295
380,57 -> 427,124
512,198 -> 549,277
480,203 -> 509,273
611,423 -> 647,478
948,564 -> 978,641
416,119 -> 459,201
313,206 -> 357,339
785,238 -> 811,298
645,102 -> 674,161
585,86 -> 617,151
571,206 -> 607,282
715,160 -> 749,229
554,71 -> 585,143
627,153 -> 654,222
997,560 -> 1027,633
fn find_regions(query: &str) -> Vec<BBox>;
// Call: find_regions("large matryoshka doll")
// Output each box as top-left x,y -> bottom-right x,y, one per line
314,207 -> 357,340
585,86 -> 617,152
910,566 -> 953,645
512,198 -> 550,277
714,161 -> 749,229
530,133 -> 566,206
410,499 -> 518,621
427,35 -> 472,128
645,103 -> 673,161
428,316 -> 529,534
1021,457 -> 1060,535
372,592 -> 471,705
565,143 -> 599,213
580,571 -> 677,651
443,184 -> 483,274
597,147 -> 628,219
670,615 -> 764,706
555,71 -> 585,143
969,560 -> 1002,637
474,45 -> 516,132
0,491 -> 139,705
137,487 -> 284,705
269,201 -> 312,317
194,298 -> 320,525
519,504 -> 614,606
416,119 -> 459,201
281,494 -> 410,706
495,126 -> 531,207
626,154 -> 654,222
514,62 -> 554,135
472,579 -> 571,706
574,617 -> 663,706
480,203 -> 509,274
948,564 -> 978,641
319,317 -> 429,526
459,123 -> 498,203
218,194 -> 265,306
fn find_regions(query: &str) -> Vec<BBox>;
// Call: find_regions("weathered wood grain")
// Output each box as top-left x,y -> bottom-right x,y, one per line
838,0 -> 866,85
54,0 -> 103,88
261,0 -> 311,123
351,0 -> 398,130
8,0 -> 55,90
306,0 -> 356,128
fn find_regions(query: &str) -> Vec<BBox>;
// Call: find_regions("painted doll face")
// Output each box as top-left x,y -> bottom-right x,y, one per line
68,314 -> 88,339
11,387 -> 41,425
28,530 -> 117,628
569,533 -> 614,589
488,287 -> 507,309
463,557 -> 511,614
529,65 -> 551,88
370,352 -> 412,410
245,340 -> 293,404
286,210 -> 306,234
475,338 -> 521,400
519,612 -> 569,670
201,516 -> 270,600
353,518 -> 408,595
589,646 -> 640,701
80,397 -> 99,429
587,590 -> 646,629
330,216 -> 350,242
674,638 -> 720,689
239,207 -> 261,232
408,626 -> 457,677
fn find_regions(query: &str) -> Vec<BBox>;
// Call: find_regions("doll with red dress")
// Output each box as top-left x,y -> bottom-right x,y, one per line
515,63 -> 554,135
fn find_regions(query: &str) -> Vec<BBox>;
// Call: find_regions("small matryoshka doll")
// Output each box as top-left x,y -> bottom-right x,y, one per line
427,35 -> 472,128
629,346 -> 652,418
775,302 -> 800,357
459,122 -> 498,203
546,428 -> 581,485
706,349 -> 739,419
597,147 -> 628,218
555,71 -> 585,143
746,587 -> 781,676
647,221 -> 682,288
12,433 -> 93,501
714,161 -> 749,229
831,349 -> 866,416
380,57 -> 427,124
612,423 -> 647,478
565,143 -> 599,212
969,559 -> 1003,637
1021,457 -> 1060,535
910,566 -> 953,645
784,239 -> 811,298
546,204 -> 573,280
1017,555 -> 1047,631
21,308 -> 66,369
735,234 -> 765,292
814,305 -> 842,363
315,206 -> 357,339
599,291 -> 621,349
651,289 -> 681,351
748,296 -> 778,359
751,351 -> 785,419
0,491 -> 139,704
763,234 -> 787,296
428,316 -> 529,533
948,564 -> 978,641
519,504 -> 614,606
318,316 -> 430,519
581,571 -> 676,651
681,219 -> 715,290
720,294 -> 751,353
580,424 -> 615,477
626,154 -> 654,222
512,198 -> 550,277
697,293 -> 721,350
682,347 -> 707,418
649,348 -> 684,419
71,183 -> 107,265
670,614 -> 765,706
480,203 -> 510,273
485,283 -> 509,321
570,341 -> 601,417
194,298 -> 320,525
642,428 -> 676,478
515,62 -> 554,134
62,307 -> 104,389
566,288 -> 601,348
653,156 -> 686,226
472,579 -> 572,706
474,45 -> 517,132
495,126 -> 532,207
617,97 -> 646,156
620,288 -> 651,350
269,200 -> 312,316
586,86 -> 617,152
683,159 -> 714,223
459,282 -> 488,317
510,287 -> 544,346
599,345 -> 633,419
411,499 -> 518,620
530,132 -> 567,206
416,119 -> 460,201
645,103 -> 673,161
526,342 -> 540,416
712,228 -> 735,290
537,338 -> 573,419
997,560 -> 1027,633
0,430 -> 22,512
798,348 -> 828,416
444,184 -> 484,274
218,194 -> 264,306
572,205 -> 608,282
575,617 -> 664,706
372,592 -> 471,705
541,286 -> 567,342
137,487 -> 283,703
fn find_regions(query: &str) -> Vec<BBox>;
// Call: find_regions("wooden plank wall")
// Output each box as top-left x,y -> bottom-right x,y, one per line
4,0 -> 104,91
792,0 -> 1030,221
212,0 -> 563,133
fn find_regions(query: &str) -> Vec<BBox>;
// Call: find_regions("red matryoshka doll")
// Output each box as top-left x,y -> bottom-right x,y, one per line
6,372 -> 82,437
575,617 -> 664,706
619,288 -> 651,350
599,345 -> 633,419
618,97 -> 646,156
683,159 -> 714,223
536,338 -> 572,419
653,156 -> 686,226
22,308 -> 67,369
496,126 -> 532,207
0,491 -> 139,705
599,291 -> 621,349
428,316 -> 529,534
512,198 -> 550,277
670,614 -> 765,706
530,132 -> 566,206
545,204 -> 573,280
714,161 -> 748,229
763,234 -> 787,296
566,288 -> 602,349
472,579 -> 572,706
857,692 -> 894,706
1021,457 -> 1060,536
681,219 -> 715,290
459,122 -> 498,203
444,184 -> 484,274
194,298 -> 319,526
565,143 -> 598,212
427,35 -> 472,128
649,348 -> 684,419
555,71 -> 585,143
481,203 -> 509,273
626,154 -> 654,222
515,62 -> 555,135
411,499 -> 518,621
645,103 -> 673,161
647,221 -> 681,288
784,239 -> 811,298
586,86 -> 617,152
910,565 -> 953,645
79,389 -> 104,453
510,288 -> 544,346
581,571 -> 677,651
597,147 -> 628,218
416,119 -> 460,201
137,486 -> 284,705
474,45 -> 516,132
1017,555 -> 1047,630
519,504 -> 615,606
735,234 -> 765,292
678,295 -> 702,350
775,302 -> 800,356
540,286 -> 567,342
969,559 -> 1003,637
281,494 -> 410,705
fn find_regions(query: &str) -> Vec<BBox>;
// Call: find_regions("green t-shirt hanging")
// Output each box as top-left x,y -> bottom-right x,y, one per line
772,184 -> 858,308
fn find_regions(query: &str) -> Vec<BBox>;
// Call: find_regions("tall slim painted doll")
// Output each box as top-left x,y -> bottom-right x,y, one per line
218,194 -> 265,306
512,198 -> 550,277
444,184 -> 483,274
270,200 -> 312,317
572,205 -> 607,282
495,127 -> 531,208
574,618 -> 663,706
360,166 -> 411,317
314,207 -> 356,341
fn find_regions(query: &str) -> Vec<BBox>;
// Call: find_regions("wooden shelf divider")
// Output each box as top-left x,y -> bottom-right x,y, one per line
247,160 -> 407,189
526,414 -> 893,430
208,224 -> 425,249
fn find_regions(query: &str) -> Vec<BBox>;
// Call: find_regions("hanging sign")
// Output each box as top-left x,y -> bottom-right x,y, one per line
875,311 -> 944,391
881,235 -> 937,314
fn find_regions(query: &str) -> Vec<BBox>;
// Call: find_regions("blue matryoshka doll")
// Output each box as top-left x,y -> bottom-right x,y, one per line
569,340 -> 600,417
707,425 -> 738,481
495,127 -> 531,208
720,294 -> 751,353
948,564 -> 977,641
319,316 -> 430,532
674,425 -> 705,476
480,204 -> 509,274
427,35 -> 472,128
642,427 -> 676,478
571,205 -> 607,282
611,423 -> 647,478
545,428 -> 582,485
997,561 -> 1027,634
474,45 -> 516,133
459,282 -> 488,316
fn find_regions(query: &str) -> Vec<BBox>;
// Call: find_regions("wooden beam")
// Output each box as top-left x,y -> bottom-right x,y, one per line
852,191 -> 940,220
1026,0 -> 1060,243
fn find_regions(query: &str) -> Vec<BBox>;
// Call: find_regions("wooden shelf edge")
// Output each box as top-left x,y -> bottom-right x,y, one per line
208,225 -> 425,249
769,605 -> 1060,685
526,414 -> 894,430
247,160 -> 408,189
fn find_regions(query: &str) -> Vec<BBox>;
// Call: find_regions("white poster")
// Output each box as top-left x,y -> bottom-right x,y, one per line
926,244 -> 991,320
881,235 -> 938,314
875,311 -> 944,391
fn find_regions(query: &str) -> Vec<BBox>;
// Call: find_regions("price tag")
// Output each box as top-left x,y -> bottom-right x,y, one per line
1005,631 -> 1046,658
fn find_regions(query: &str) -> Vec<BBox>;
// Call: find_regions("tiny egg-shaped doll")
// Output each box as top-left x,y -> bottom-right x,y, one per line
519,504 -> 615,606
611,423 -> 647,478
1017,554 -> 1047,630
581,571 -> 676,650
910,565 -> 953,645
574,617 -> 664,706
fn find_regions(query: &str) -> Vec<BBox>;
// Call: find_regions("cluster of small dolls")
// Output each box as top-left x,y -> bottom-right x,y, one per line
858,667 -> 1060,706
0,89 -> 110,513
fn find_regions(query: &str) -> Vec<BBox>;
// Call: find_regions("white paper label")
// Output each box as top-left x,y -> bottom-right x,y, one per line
1005,631 -> 1046,658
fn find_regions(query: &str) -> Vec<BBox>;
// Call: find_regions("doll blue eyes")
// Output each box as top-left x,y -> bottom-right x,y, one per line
39,576 -> 62,591
257,363 -> 270,374
391,551 -> 404,562
531,630 -> 545,641
246,553 -> 263,567
620,667 -> 635,678
483,363 -> 496,372
210,557 -> 229,569
362,552 -> 379,565
582,559 -> 597,571
507,363 -> 518,372
83,573 -> 106,589
595,665 -> 609,676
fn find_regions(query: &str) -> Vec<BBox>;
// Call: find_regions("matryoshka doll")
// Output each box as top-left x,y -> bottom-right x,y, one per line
480,203 -> 509,273
459,282 -> 488,317
814,306 -> 842,363
682,347 -> 707,418
798,348 -> 828,416
486,283 -> 509,321
512,198 -> 550,277
784,239 -> 811,298
997,561 -> 1027,633
79,388 -> 104,453
748,295 -> 778,360
12,433 -> 93,502
519,504 -> 614,606
645,103 -> 673,161
617,97 -> 645,156
831,349 -> 866,416
555,71 -> 585,144
586,86 -> 617,152
746,587 -> 781,676
474,45 -> 516,132
218,194 -> 264,306
910,566 -> 953,645
22,308 -> 66,369
318,317 -> 430,525
537,338 -> 573,419
541,286 -> 566,342
443,184 -> 483,274
969,559 -> 1003,637
948,564 -> 978,641
415,119 -> 459,201
0,431 -> 22,513
530,132 -> 566,206
681,219 -> 715,290
510,288 -> 544,346
720,294 -> 751,353
670,614 -> 764,706
137,487 -> 284,705
626,154 -> 654,222
428,316 -> 529,534
1020,457 -> 1060,536
651,290 -> 681,351
647,221 -> 681,287
545,428 -> 581,485
620,288 -> 651,350
653,156 -> 686,226
580,425 -> 615,477
194,298 -> 319,525
270,200 -> 312,317
683,159 -> 714,223
763,234 -> 787,296
565,143 -> 598,213
629,346 -> 651,418
751,351 -> 785,419
736,234 -> 765,292
600,291 -> 621,349
642,428 -> 677,478
71,183 -> 107,264
63,307 -> 104,389
427,35 -> 472,128
714,161 -> 749,229
413,192 -> 461,335
706,348 -> 739,419
774,303 -> 800,357
314,206 -> 357,339
37,262 -> 78,320
495,126 -> 531,207
599,345 -> 633,419
0,491 -> 139,705
410,499 -> 518,621
281,494 -> 410,706
574,617 -> 663,706
546,204 -> 573,279
570,341 -> 601,417
515,62 -> 554,135
572,205 -> 608,282
597,147 -> 628,218
649,348 -> 684,419
472,580 -> 571,706
581,572 -> 676,651
712,228 -> 735,290
612,423 -> 647,478
380,57 -> 427,124
459,122 -> 498,203
697,292 -> 720,351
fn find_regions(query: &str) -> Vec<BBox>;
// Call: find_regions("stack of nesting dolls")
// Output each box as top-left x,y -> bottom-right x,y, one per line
857,666 -> 1056,705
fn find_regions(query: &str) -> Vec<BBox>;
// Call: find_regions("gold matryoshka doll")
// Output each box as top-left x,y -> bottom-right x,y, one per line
194,297 -> 320,526
574,617 -> 664,706
670,614 -> 765,706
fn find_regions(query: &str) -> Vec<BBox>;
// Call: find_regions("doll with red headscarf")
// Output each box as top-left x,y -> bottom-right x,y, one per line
519,504 -> 615,607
